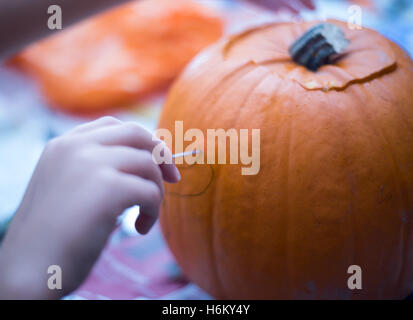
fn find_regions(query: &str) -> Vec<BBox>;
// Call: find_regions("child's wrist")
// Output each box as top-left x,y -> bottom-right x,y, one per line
0,251 -> 49,299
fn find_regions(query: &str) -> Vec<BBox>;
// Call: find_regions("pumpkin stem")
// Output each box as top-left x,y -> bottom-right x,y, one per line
289,23 -> 349,71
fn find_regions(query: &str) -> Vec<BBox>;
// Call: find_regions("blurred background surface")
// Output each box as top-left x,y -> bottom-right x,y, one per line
0,0 -> 412,299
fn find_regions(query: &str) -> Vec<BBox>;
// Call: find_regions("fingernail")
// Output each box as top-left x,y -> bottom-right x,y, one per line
135,214 -> 155,235
173,166 -> 181,182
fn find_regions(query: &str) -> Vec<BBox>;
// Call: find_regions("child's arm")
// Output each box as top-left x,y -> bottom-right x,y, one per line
0,117 -> 180,299
0,0 -> 131,59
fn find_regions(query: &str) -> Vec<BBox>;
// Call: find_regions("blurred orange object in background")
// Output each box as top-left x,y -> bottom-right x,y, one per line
11,0 -> 223,114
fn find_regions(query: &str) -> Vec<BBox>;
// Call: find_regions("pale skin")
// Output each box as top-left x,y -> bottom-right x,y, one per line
0,0 -> 313,299
0,117 -> 181,299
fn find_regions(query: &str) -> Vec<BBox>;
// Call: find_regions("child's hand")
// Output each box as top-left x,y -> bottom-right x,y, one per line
0,116 -> 180,299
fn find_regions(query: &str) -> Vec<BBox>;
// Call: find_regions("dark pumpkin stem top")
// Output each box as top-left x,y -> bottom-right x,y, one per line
289,23 -> 349,72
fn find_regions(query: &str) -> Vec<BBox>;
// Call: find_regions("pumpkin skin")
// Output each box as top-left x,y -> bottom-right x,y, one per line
158,20 -> 413,299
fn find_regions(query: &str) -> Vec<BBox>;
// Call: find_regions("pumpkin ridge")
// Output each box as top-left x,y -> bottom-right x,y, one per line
361,80 -> 409,214
268,76 -> 293,297
374,49 -> 413,133
194,61 -> 257,115
326,92 -> 357,299
210,164 -> 225,298
368,96 -> 412,295
242,73 -> 289,297
231,71 -> 272,128
284,110 -> 295,298
203,68 -> 272,299
264,77 -> 296,297
372,77 -> 412,213
352,79 -> 410,296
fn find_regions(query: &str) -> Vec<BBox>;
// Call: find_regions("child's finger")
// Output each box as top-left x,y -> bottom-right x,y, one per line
84,121 -> 155,150
116,173 -> 162,234
67,116 -> 122,135
97,146 -> 165,196
154,141 -> 181,184
135,213 -> 156,236
84,122 -> 181,183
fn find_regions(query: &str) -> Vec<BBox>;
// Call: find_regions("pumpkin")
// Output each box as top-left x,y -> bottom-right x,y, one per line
12,0 -> 223,114
158,20 -> 413,299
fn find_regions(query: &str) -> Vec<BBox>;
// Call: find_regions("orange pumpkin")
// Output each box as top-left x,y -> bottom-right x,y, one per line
12,0 -> 223,114
158,20 -> 413,299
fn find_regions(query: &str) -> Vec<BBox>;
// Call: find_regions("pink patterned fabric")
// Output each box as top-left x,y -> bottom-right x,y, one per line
71,224 -> 211,300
